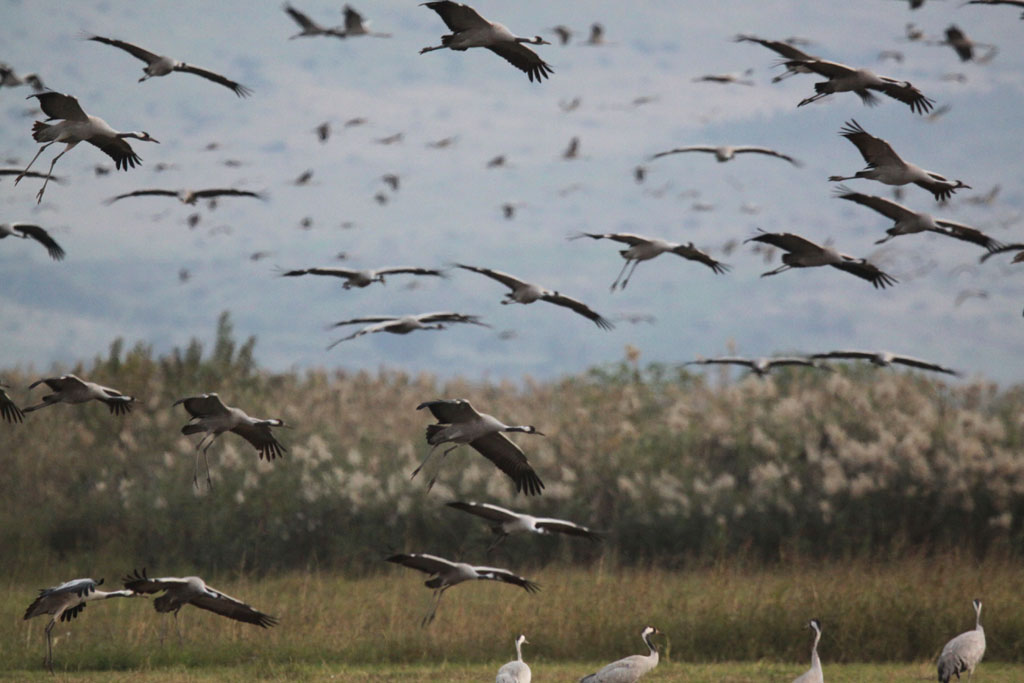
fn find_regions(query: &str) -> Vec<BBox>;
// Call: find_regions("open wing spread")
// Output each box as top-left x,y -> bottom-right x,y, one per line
13,224 -> 64,260
469,432 -> 545,495
189,588 -> 278,627
446,500 -> 518,523
833,258 -> 898,288
31,92 -> 88,121
174,393 -> 230,418
473,566 -> 540,593
417,398 -> 481,423
386,552 -> 458,575
232,421 -> 287,459
422,2 -> 490,31
540,292 -> 614,330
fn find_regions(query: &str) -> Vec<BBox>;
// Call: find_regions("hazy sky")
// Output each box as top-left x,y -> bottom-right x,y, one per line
1,0 -> 1022,382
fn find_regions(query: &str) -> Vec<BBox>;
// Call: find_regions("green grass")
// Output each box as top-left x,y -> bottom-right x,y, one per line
2,559 -> 1019,677
2,662 -> 1023,682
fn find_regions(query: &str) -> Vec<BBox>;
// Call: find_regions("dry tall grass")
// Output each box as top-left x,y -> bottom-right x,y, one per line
2,315 -> 1022,577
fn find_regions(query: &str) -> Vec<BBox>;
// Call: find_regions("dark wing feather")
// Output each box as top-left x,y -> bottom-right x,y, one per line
734,35 -> 815,61
192,189 -> 263,200
416,398 -> 480,423
13,224 -> 64,260
670,243 -> 730,273
891,356 -> 959,375
386,552 -> 458,575
933,220 -> 1004,251
189,588 -> 278,627
281,267 -> 359,278
572,232 -> 650,247
30,92 -> 88,122
832,259 -> 898,288
979,243 -> 1024,263
486,43 -> 553,83
839,120 -> 901,167
87,35 -> 162,65
455,263 -> 528,291
540,292 -> 614,330
473,566 -> 540,593
87,137 -> 142,171
833,186 -> 914,222
173,393 -> 230,418
106,189 -> 179,204
376,267 -> 445,277
122,568 -> 191,594
231,422 -> 286,460
174,64 -> 252,97
284,5 -> 320,31
421,1 -> 490,31
870,77 -> 934,114
0,388 -> 24,423
468,432 -> 545,496
745,231 -> 822,254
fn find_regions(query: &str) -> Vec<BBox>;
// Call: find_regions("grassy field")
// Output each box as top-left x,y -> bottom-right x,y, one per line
3,661 -> 1024,681
3,559 -> 1020,678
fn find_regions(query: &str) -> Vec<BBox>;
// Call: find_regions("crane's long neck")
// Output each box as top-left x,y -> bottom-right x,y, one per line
504,425 -> 534,434
975,603 -> 984,631
516,636 -> 524,662
810,628 -> 821,669
643,630 -> 658,657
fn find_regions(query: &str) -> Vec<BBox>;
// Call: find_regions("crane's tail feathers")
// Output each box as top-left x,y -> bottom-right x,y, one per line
181,423 -> 206,436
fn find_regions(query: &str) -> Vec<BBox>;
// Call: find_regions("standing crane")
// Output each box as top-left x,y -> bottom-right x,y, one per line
784,58 -> 934,114
829,120 -> 969,201
792,619 -> 823,683
123,569 -> 277,630
279,265 -> 445,289
419,2 -> 553,82
580,626 -> 662,682
174,393 -> 288,488
385,553 -> 539,625
937,599 -> 985,683
0,223 -> 65,260
811,350 -> 960,376
1,382 -> 25,423
570,232 -> 730,290
496,634 -> 531,683
833,186 -> 1002,251
326,311 -> 489,348
86,35 -> 251,96
745,231 -> 897,288
24,578 -> 140,673
24,374 -> 135,414
15,92 -> 158,203
416,399 -> 545,495
447,501 -> 600,550
454,263 -> 614,329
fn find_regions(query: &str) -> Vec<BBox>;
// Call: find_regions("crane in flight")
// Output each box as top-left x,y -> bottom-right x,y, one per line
416,399 -> 545,495
340,5 -> 391,37
650,144 -> 801,166
86,35 -> 251,96
785,58 -> 934,114
123,569 -> 277,631
570,232 -> 729,290
284,4 -> 347,38
24,374 -> 135,414
454,263 -> 614,329
833,186 -> 1002,251
24,578 -> 140,672
279,266 -> 445,289
0,223 -> 65,260
174,393 -> 288,488
15,92 -> 158,203
326,312 -> 489,348
447,501 -> 599,550
745,231 -> 897,289
684,356 -> 827,377
386,552 -> 539,625
811,350 -> 959,376
829,120 -> 969,201
419,2 -> 553,82
105,188 -> 263,205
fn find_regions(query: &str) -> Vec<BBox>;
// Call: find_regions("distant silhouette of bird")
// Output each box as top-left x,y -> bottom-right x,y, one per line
86,35 -> 251,96
326,312 -> 489,348
284,3 -> 346,38
651,145 -> 801,166
105,188 -> 263,205
811,350 -> 959,375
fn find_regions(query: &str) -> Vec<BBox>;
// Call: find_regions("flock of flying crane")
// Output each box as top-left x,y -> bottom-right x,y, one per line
2,1 -> 1017,680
